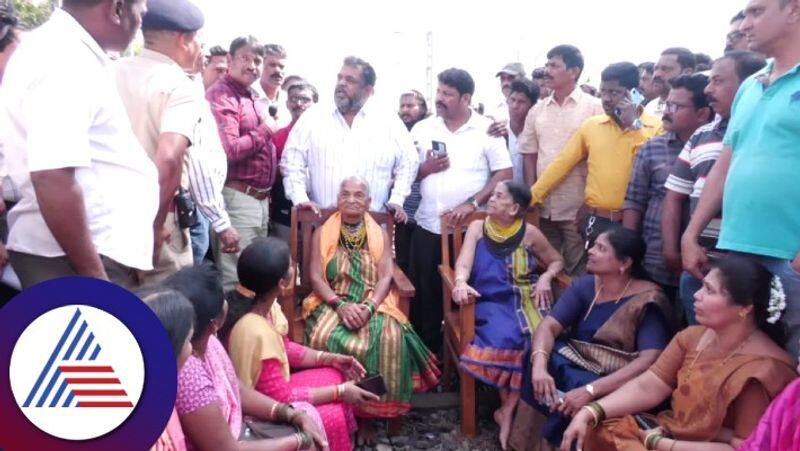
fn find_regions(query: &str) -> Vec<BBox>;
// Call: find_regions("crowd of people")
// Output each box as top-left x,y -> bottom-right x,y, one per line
0,0 -> 799,450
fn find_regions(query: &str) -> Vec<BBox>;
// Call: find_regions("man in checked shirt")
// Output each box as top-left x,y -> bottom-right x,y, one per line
206,36 -> 276,292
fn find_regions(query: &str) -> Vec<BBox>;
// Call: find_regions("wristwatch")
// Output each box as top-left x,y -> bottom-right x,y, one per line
466,196 -> 479,209
584,384 -> 596,397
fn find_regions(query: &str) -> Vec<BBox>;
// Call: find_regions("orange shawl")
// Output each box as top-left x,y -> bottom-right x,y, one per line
301,212 -> 407,324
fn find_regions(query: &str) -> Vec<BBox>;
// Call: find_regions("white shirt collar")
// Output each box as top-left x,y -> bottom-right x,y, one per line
332,96 -> 373,121
435,109 -> 481,133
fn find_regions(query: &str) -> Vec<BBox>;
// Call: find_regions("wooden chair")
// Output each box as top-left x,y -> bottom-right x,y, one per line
438,211 -> 572,437
279,206 -> 415,343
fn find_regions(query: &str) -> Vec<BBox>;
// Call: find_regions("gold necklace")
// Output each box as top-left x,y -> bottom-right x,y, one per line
340,221 -> 366,253
683,330 -> 755,384
582,278 -> 633,321
484,217 -> 523,242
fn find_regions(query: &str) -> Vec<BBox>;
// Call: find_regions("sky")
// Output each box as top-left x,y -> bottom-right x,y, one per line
192,0 -> 742,110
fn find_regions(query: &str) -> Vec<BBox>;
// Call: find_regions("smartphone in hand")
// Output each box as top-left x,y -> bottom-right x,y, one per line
355,374 -> 387,397
432,140 -> 447,157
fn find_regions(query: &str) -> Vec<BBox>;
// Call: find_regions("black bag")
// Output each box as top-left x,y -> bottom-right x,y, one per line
175,188 -> 198,229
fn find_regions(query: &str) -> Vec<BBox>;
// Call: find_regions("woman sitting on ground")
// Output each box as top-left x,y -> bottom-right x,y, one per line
561,256 -> 798,451
139,288 -> 194,451
515,227 -> 673,451
452,180 -> 564,449
739,339 -> 800,451
164,265 -> 328,451
303,176 -> 441,444
227,237 -> 380,451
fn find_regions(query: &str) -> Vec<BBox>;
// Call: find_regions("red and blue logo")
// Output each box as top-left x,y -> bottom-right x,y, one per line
1,278 -> 177,450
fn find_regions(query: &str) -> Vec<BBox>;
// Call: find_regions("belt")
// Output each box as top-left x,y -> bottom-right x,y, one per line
226,180 -> 271,200
585,205 -> 623,222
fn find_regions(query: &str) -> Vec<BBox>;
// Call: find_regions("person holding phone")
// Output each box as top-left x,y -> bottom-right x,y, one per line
226,236 -> 381,451
409,68 -> 513,354
530,62 -> 661,261
515,227 -> 672,450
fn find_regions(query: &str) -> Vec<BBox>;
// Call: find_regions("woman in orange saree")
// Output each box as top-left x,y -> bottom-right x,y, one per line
560,256 -> 797,451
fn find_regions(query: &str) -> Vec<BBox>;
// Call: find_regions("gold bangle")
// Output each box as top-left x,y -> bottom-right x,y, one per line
581,405 -> 599,427
268,402 -> 277,421
531,349 -> 549,361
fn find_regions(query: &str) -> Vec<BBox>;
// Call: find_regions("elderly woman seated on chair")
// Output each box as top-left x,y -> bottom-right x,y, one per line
302,176 -> 440,444
451,180 -> 564,450
515,227 -> 674,451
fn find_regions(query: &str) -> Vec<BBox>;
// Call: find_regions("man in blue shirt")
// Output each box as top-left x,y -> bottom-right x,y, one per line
682,0 -> 800,356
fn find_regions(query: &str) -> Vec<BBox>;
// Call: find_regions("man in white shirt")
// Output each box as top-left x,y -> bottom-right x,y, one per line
644,47 -> 696,118
0,0 -> 158,289
280,56 -> 418,221
409,68 -> 513,353
114,0 -> 207,284
254,43 -> 291,130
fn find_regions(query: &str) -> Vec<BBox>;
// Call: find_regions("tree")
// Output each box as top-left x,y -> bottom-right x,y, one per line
12,0 -> 54,30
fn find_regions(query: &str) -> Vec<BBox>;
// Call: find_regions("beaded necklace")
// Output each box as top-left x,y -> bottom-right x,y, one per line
340,221 -> 366,253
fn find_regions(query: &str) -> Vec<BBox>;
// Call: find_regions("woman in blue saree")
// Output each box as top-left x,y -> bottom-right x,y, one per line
516,227 -> 673,451
452,180 -> 564,449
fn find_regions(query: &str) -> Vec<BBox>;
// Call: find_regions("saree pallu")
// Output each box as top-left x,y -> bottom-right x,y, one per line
303,213 -> 440,418
586,334 -> 797,450
519,285 -> 672,446
458,237 -> 541,391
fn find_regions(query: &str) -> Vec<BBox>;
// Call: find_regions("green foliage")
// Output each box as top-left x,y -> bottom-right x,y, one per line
12,0 -> 54,30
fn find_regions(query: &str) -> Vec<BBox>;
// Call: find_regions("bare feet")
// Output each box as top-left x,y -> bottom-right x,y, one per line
494,405 -> 516,450
356,419 -> 377,447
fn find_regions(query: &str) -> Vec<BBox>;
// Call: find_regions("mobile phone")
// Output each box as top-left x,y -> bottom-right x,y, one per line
543,389 -> 566,407
614,88 -> 646,120
432,140 -> 447,157
635,414 -> 659,430
356,374 -> 387,397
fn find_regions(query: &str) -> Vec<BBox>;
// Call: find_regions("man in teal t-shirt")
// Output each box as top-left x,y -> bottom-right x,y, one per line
680,0 -> 800,358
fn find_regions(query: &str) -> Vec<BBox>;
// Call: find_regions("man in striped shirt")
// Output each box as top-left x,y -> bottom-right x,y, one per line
661,50 -> 766,324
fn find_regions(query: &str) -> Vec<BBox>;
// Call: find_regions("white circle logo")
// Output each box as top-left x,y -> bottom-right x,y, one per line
9,305 -> 145,440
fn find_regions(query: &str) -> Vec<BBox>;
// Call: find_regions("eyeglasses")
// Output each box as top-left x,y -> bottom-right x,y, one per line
289,96 -> 313,105
664,102 -> 694,113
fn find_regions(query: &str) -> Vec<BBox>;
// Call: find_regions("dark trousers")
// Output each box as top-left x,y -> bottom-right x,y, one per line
394,221 -> 416,275
408,226 -> 454,355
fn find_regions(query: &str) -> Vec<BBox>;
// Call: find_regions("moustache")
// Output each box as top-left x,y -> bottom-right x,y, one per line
707,95 -> 717,104
663,114 -> 673,123
436,102 -> 447,109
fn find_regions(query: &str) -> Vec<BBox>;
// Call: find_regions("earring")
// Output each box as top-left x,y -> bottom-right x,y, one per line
739,310 -> 748,319
619,267 -> 625,275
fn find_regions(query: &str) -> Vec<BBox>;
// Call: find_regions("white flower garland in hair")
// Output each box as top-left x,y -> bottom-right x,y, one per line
767,275 -> 787,324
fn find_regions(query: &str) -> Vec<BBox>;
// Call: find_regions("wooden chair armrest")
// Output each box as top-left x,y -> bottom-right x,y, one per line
392,265 -> 415,298
440,265 -> 476,349
460,301 -> 475,350
440,264 -> 457,291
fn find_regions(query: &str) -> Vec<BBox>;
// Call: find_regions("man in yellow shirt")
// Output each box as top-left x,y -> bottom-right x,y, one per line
530,62 -> 661,252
